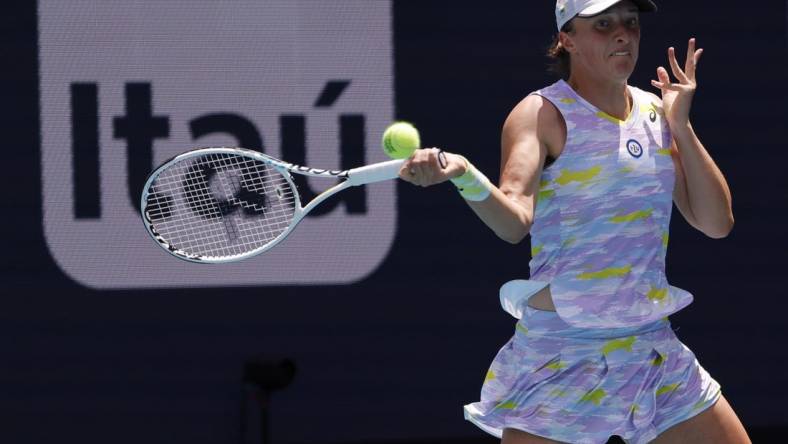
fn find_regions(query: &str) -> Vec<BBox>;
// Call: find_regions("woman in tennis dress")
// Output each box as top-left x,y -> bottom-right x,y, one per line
399,1 -> 751,443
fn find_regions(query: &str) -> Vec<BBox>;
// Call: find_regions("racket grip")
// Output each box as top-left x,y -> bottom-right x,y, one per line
347,159 -> 405,185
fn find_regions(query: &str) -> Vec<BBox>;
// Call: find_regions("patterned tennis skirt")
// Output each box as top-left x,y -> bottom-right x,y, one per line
464,306 -> 721,444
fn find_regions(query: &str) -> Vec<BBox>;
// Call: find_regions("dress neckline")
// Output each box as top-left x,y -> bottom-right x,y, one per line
558,79 -> 640,129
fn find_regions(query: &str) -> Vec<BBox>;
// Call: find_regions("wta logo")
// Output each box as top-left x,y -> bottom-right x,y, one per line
39,0 -> 395,289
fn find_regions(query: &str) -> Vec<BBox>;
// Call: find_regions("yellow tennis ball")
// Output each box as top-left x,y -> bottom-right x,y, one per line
381,122 -> 420,159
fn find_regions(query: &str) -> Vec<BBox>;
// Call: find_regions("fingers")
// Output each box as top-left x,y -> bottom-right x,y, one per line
653,38 -> 702,90
650,80 -> 684,91
684,38 -> 695,79
399,147 -> 450,187
657,66 -> 670,83
685,38 -> 703,80
690,47 -> 703,79
668,47 -> 690,84
651,66 -> 678,91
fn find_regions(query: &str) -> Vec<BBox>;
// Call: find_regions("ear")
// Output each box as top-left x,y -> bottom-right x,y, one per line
559,31 -> 577,54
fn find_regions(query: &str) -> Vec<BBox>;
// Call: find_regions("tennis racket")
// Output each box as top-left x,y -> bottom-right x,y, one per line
141,147 -> 405,263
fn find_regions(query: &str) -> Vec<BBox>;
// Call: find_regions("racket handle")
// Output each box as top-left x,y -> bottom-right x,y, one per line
347,159 -> 405,185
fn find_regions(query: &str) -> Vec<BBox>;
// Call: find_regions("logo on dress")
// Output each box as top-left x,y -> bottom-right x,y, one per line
649,109 -> 657,122
626,139 -> 643,158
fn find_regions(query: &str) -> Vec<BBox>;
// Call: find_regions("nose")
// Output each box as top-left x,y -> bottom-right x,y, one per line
613,25 -> 630,44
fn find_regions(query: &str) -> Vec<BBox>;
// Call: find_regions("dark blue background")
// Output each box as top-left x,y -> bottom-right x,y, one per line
2,1 -> 786,442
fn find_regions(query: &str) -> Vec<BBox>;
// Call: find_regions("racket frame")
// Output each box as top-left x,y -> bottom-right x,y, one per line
141,147 -> 402,263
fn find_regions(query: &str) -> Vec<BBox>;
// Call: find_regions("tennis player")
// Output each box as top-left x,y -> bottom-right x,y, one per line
399,1 -> 751,442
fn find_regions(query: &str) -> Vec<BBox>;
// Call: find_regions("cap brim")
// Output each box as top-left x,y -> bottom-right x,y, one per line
578,0 -> 657,17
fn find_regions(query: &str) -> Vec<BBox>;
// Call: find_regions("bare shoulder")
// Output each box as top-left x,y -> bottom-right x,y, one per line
498,94 -> 566,202
502,94 -> 565,157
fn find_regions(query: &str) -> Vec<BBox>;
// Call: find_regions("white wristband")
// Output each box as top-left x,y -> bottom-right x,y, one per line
449,156 -> 492,201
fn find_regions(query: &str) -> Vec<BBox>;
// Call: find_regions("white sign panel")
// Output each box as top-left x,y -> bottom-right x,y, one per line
39,0 -> 395,288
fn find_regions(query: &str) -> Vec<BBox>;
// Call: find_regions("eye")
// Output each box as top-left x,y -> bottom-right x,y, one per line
596,19 -> 610,28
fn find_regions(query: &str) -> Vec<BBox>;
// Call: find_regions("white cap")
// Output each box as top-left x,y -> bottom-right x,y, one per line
555,0 -> 657,31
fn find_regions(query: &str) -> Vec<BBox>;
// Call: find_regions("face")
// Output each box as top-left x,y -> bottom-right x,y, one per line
561,1 -> 641,82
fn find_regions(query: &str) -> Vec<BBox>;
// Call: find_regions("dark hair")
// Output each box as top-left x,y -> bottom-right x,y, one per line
546,21 -> 574,80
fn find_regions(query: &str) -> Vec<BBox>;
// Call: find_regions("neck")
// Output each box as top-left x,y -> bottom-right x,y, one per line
567,73 -> 631,121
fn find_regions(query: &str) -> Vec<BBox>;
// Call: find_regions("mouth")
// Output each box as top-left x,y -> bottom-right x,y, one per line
610,50 -> 631,57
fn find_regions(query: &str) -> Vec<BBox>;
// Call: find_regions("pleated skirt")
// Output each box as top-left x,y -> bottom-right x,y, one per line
463,306 -> 721,444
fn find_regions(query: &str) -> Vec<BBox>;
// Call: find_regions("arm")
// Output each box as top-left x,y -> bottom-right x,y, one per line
669,126 -> 734,238
652,38 -> 734,238
399,94 -> 559,244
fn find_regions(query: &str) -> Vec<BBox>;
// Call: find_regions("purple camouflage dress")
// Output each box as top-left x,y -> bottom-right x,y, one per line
464,80 -> 722,443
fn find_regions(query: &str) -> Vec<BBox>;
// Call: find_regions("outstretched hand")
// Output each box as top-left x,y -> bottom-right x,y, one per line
651,37 -> 703,130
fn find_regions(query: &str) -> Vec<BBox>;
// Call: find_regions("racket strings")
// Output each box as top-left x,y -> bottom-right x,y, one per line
148,157 -> 294,254
144,153 -> 297,259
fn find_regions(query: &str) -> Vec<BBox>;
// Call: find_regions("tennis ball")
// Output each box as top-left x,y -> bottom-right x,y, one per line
381,122 -> 420,159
